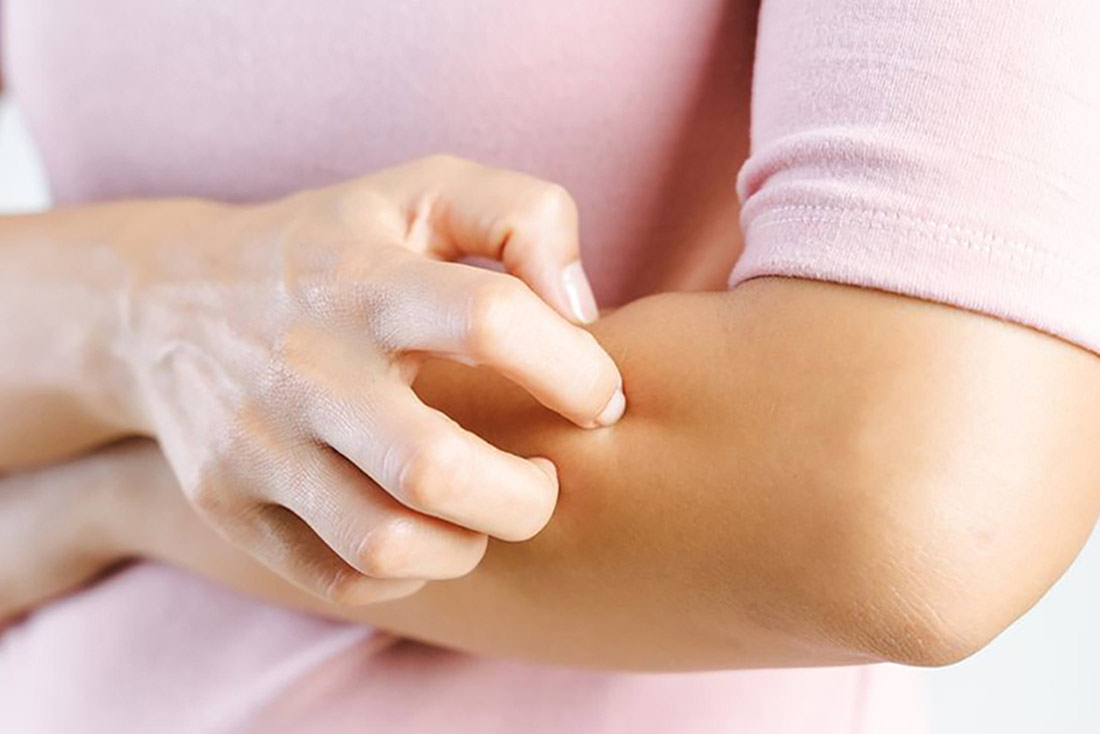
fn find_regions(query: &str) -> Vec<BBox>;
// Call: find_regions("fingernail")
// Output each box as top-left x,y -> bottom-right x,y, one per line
561,261 -> 599,324
594,387 -> 626,427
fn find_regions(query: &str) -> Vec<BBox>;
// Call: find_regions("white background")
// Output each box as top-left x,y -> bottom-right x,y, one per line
2,95 -> 1097,733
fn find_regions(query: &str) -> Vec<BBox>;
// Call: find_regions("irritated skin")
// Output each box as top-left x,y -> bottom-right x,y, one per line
11,279 -> 1100,671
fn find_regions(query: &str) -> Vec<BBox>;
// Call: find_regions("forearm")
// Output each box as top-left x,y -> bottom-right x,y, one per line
132,289 -> 857,670
118,286 -> 860,670
124,278 -> 1100,670
0,200 -> 216,468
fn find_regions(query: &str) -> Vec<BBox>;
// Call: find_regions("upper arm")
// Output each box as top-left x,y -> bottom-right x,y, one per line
357,280 -> 1100,669
686,280 -> 1100,665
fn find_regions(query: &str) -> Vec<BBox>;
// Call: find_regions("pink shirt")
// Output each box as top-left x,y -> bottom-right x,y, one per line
3,0 -> 1097,731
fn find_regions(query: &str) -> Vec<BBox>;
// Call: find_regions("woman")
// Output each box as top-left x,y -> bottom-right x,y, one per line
2,0 -> 1099,731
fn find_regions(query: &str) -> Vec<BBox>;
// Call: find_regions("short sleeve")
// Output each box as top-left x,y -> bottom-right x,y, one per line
731,0 -> 1100,353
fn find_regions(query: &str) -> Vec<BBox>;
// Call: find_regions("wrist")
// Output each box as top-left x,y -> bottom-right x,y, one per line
111,197 -> 234,435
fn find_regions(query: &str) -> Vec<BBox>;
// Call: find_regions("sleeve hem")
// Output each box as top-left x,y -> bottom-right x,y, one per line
728,208 -> 1100,357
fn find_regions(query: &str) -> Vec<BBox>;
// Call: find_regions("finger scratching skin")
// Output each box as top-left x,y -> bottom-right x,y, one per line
395,434 -> 556,543
356,518 -> 488,580
323,571 -> 425,606
396,434 -> 469,514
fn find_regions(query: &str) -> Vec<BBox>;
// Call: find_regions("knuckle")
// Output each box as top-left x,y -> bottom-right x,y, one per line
511,182 -> 578,235
416,153 -> 467,175
188,475 -> 232,518
258,351 -> 306,403
334,179 -> 388,213
324,185 -> 389,235
465,278 -> 527,358
331,183 -> 369,216
280,452 -> 329,514
321,569 -> 366,605
497,183 -> 578,254
357,520 -> 416,578
398,435 -> 466,511
529,182 -> 578,222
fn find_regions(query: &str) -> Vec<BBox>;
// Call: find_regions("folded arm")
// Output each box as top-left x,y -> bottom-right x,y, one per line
10,0 -> 1100,672
113,278 -> 1100,670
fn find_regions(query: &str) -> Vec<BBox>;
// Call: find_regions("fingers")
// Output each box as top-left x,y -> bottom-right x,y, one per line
188,442 -> 487,604
385,154 -> 601,325
276,446 -> 488,580
372,256 -> 624,429
201,498 -> 426,606
315,385 -> 559,542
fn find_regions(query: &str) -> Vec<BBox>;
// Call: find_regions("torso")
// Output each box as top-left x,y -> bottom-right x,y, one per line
4,0 -> 753,301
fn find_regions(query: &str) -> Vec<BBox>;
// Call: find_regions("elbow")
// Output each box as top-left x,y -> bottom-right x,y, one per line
828,475 -> 1011,667
824,547 -> 1005,668
788,515 -> 1012,668
765,459 -> 1095,669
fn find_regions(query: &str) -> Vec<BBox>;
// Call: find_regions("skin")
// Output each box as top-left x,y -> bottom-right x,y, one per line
1,14 -> 1098,674
0,155 -> 627,602
5,278 -> 1099,671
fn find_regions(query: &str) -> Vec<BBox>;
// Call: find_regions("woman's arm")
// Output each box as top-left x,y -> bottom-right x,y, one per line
92,278 -> 1100,671
11,0 -> 1100,672
0,158 -> 628,601
0,201 -> 181,464
0,166 -> 617,470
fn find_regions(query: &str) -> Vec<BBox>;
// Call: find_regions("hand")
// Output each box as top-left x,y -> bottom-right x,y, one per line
119,155 -> 625,604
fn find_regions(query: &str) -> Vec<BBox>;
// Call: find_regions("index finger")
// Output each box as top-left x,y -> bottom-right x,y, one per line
377,257 -> 625,428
